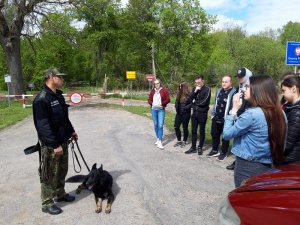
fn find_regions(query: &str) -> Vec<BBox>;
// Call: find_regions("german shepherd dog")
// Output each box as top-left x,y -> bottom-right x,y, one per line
66,163 -> 114,213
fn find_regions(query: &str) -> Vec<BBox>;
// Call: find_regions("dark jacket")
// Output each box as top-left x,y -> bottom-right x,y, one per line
33,85 -> 75,148
281,96 -> 294,116
228,86 -> 252,116
187,85 -> 211,113
212,87 -> 236,119
284,100 -> 300,164
175,99 -> 192,115
148,88 -> 170,108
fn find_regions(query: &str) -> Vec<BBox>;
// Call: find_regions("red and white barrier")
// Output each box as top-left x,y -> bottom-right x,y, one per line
5,94 -> 34,108
120,92 -> 127,107
5,92 -> 128,108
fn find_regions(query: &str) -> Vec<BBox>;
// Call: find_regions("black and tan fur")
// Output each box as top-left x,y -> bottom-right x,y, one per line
66,163 -> 114,213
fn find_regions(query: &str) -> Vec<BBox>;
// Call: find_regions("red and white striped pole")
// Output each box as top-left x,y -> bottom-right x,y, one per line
22,94 -> 26,109
121,93 -> 125,107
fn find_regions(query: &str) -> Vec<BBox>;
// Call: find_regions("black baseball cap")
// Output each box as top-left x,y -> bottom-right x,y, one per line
237,68 -> 247,78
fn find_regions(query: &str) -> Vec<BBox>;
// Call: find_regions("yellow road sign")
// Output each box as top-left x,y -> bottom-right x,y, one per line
126,71 -> 136,79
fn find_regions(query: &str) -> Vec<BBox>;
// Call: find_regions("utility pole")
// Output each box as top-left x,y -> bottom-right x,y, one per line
152,43 -> 156,77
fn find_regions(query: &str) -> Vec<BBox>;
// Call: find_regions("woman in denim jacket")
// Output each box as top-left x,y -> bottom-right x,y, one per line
223,75 -> 286,187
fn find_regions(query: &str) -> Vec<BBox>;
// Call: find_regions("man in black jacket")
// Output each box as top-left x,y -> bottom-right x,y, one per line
185,76 -> 211,155
33,68 -> 78,215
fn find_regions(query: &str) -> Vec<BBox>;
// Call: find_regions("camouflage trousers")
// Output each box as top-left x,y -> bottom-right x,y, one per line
40,142 -> 68,208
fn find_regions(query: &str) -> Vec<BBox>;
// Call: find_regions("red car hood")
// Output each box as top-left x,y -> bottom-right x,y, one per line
235,162 -> 300,192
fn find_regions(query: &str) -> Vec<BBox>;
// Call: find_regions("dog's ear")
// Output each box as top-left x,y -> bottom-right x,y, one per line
92,163 -> 97,170
99,164 -> 103,171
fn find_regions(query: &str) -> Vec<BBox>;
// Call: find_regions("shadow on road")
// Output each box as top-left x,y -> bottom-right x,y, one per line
110,169 -> 131,199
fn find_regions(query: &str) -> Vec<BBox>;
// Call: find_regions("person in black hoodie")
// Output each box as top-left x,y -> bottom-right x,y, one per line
281,76 -> 300,164
174,81 -> 192,147
185,76 -> 211,155
33,68 -> 78,215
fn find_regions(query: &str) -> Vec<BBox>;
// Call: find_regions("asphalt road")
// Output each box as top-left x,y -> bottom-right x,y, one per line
0,105 -> 234,225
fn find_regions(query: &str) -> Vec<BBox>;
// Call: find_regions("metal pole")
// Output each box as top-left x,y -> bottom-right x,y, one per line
152,43 -> 156,76
130,80 -> 133,100
22,94 -> 26,109
121,93 -> 125,107
7,83 -> 10,107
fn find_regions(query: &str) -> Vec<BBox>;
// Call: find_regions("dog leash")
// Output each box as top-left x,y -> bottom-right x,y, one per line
70,142 -> 81,173
70,140 -> 90,172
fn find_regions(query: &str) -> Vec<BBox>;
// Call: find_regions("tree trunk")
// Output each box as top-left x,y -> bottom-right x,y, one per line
3,37 -> 24,95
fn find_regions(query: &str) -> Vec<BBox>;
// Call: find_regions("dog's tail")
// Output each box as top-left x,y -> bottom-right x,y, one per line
66,175 -> 86,183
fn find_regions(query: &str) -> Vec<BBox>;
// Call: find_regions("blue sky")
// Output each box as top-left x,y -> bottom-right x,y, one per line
121,0 -> 300,35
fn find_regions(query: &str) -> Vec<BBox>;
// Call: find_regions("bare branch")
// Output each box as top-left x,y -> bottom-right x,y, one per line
21,32 -> 37,54
0,0 -> 4,9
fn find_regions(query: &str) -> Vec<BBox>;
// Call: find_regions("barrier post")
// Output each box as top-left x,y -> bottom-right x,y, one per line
22,94 -> 26,109
121,93 -> 125,107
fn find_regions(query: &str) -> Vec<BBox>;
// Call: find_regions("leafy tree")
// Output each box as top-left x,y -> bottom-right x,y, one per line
0,48 -> 7,90
153,0 -> 216,85
236,34 -> 285,81
115,0 -> 158,80
35,13 -> 79,84
0,0 -> 73,95
72,0 -> 121,88
279,21 -> 300,45
206,27 -> 245,86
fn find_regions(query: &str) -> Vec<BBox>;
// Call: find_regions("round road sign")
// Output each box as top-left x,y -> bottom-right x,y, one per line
70,92 -> 82,104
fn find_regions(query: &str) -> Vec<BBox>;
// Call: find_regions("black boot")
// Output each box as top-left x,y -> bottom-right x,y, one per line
185,147 -> 197,154
197,146 -> 203,155
42,204 -> 62,215
54,193 -> 75,202
174,141 -> 182,147
226,161 -> 235,170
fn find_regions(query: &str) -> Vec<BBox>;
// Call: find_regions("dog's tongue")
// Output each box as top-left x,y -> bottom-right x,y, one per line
88,184 -> 94,190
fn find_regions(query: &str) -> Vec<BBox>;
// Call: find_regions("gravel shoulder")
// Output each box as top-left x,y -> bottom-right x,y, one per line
0,105 -> 234,225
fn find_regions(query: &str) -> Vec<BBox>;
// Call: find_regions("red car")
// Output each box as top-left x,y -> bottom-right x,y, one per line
217,162 -> 300,225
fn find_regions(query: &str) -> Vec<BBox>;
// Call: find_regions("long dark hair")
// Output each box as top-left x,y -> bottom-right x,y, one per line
281,76 -> 300,93
248,75 -> 286,166
176,81 -> 190,102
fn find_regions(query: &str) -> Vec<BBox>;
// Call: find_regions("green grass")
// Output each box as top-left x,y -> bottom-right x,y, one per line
0,99 -> 32,130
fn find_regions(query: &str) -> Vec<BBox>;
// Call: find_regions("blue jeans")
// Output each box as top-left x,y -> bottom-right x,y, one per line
151,108 -> 165,140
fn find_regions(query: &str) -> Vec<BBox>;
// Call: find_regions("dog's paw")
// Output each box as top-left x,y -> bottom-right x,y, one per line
95,208 -> 102,213
105,204 -> 111,214
76,184 -> 84,194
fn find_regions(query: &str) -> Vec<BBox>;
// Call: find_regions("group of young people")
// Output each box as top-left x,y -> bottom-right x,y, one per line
31,65 -> 300,215
148,68 -> 300,187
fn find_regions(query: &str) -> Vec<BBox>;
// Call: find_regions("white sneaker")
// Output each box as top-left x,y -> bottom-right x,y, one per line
157,141 -> 164,150
155,139 -> 159,145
